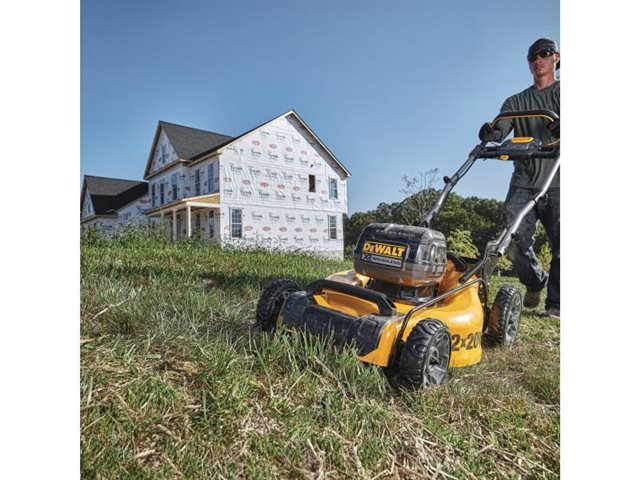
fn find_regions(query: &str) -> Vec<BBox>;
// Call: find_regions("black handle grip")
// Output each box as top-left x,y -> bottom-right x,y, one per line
306,279 -> 397,316
478,145 -> 558,161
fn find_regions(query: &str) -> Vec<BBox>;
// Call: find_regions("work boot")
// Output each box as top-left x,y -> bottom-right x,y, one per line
543,307 -> 560,320
524,289 -> 542,308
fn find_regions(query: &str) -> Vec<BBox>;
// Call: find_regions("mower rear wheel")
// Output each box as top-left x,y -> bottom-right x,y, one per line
396,319 -> 451,389
256,278 -> 302,332
486,284 -> 522,346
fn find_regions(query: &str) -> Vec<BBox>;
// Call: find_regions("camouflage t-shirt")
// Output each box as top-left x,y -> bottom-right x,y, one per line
495,81 -> 560,189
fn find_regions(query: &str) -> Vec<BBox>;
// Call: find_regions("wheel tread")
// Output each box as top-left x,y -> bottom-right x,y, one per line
486,284 -> 521,346
256,278 -> 301,331
396,319 -> 451,389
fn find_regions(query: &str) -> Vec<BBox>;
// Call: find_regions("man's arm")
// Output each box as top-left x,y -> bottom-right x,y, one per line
478,97 -> 514,142
493,97 -> 516,141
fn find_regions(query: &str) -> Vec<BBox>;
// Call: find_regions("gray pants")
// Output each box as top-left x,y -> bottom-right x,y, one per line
503,186 -> 560,310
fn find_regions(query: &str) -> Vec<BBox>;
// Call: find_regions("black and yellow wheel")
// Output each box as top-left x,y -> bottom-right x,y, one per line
486,284 -> 522,346
255,279 -> 301,332
396,319 -> 451,389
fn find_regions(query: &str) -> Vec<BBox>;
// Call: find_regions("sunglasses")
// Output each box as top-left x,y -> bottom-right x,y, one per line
528,49 -> 556,62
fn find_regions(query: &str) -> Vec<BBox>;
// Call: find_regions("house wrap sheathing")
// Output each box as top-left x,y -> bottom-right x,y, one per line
144,110 -> 351,259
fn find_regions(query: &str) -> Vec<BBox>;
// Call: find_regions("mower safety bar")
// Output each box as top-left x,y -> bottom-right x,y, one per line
306,279 -> 397,316
490,109 -> 559,128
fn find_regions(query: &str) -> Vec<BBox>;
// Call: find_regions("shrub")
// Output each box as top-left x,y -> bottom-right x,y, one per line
447,229 -> 479,258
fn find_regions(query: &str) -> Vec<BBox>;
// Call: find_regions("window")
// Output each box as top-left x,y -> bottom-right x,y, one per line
208,164 -> 215,193
195,169 -> 201,196
329,178 -> 338,199
328,215 -> 337,240
160,182 -> 165,205
231,208 -> 243,238
161,145 -> 167,164
309,174 -> 316,193
209,211 -> 216,238
195,213 -> 201,232
171,173 -> 178,201
151,184 -> 157,208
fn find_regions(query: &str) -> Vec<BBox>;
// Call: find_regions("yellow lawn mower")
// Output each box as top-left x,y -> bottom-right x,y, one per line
255,110 -> 560,389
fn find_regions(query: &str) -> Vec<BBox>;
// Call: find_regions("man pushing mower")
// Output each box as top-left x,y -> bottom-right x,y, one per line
479,38 -> 561,319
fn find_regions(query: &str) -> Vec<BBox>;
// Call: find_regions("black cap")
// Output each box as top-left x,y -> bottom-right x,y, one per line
527,38 -> 560,69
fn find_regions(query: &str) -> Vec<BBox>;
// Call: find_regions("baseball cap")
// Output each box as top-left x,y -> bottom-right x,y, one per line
527,38 -> 560,69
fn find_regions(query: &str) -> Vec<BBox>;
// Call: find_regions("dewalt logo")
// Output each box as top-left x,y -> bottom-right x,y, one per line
362,241 -> 407,259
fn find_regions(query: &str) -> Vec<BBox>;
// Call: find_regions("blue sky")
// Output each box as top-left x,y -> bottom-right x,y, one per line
81,0 -> 559,213
7,3 -> 640,475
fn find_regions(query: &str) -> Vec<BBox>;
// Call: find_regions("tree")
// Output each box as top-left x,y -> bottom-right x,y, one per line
398,169 -> 440,224
343,171 -> 508,259
447,229 -> 480,258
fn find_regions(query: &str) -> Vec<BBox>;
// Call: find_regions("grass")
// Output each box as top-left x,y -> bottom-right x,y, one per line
80,235 -> 559,479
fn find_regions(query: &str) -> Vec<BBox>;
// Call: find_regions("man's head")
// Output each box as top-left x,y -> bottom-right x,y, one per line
527,38 -> 560,76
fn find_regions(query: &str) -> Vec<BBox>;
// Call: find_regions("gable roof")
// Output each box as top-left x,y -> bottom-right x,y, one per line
143,121 -> 233,178
81,175 -> 148,215
191,110 -> 351,177
160,121 -> 234,160
144,110 -> 350,179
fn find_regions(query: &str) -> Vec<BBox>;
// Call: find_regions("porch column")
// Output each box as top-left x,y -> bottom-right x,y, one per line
186,205 -> 192,238
172,209 -> 177,242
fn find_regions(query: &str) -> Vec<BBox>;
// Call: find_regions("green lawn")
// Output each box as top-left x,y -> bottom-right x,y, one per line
81,237 -> 559,479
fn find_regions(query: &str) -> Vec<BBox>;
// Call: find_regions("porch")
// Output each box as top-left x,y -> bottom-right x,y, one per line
145,193 -> 221,241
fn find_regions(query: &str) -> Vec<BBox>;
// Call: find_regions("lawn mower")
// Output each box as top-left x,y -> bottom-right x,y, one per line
255,110 -> 560,389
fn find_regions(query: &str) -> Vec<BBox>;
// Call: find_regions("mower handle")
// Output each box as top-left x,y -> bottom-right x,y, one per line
418,109 -> 559,228
478,144 -> 559,161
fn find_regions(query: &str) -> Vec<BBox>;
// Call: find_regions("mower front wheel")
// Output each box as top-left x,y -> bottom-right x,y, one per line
256,278 -> 302,332
396,319 -> 451,389
486,284 -> 522,347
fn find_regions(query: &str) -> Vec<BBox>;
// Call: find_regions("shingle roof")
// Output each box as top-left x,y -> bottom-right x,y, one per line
83,175 -> 148,214
189,110 -> 351,177
159,121 -> 234,160
145,112 -> 350,179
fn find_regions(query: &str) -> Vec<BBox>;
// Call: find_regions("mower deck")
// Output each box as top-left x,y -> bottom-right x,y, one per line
277,263 -> 485,368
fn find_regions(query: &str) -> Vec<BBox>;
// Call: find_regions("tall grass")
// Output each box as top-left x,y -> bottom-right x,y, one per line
81,230 -> 559,479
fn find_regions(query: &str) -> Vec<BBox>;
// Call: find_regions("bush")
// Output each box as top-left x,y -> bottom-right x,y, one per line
447,229 -> 479,258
